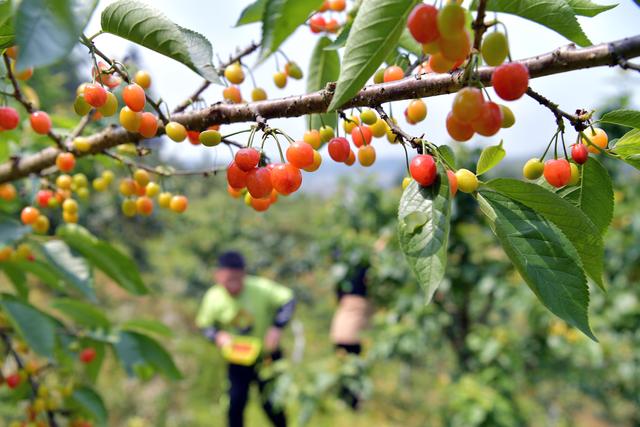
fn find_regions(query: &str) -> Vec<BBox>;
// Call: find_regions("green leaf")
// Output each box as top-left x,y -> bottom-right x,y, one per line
114,331 -> 181,380
600,109 -> 640,128
101,0 -> 219,82
403,211 -> 428,234
38,240 -> 95,300
0,0 -> 15,49
398,169 -> 451,303
476,141 -> 506,175
0,294 -> 57,357
236,0 -> 267,26
398,28 -> 422,56
558,157 -> 613,235
121,318 -> 173,338
15,0 -> 97,71
260,0 -> 324,60
328,0 -> 417,111
0,263 -> 27,298
134,332 -> 182,380
612,128 -> 640,156
472,0 -> 592,47
307,36 -> 340,131
14,259 -> 69,291
565,0 -> 617,17
51,298 -> 110,330
70,386 -> 107,427
485,178 -> 605,290
324,21 -> 352,50
612,129 -> 640,170
56,224 -> 148,295
0,213 -> 30,246
437,145 -> 457,169
478,192 -> 595,340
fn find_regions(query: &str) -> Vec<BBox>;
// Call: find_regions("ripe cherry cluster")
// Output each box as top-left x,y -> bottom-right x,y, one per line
74,61 -> 159,138
309,0 -> 347,35
523,127 -> 609,187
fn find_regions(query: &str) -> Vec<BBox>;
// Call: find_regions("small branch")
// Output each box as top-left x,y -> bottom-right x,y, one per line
472,0 -> 489,52
373,106 -> 420,149
173,41 -> 261,114
526,87 -> 589,131
617,57 -> 640,72
2,54 -> 65,149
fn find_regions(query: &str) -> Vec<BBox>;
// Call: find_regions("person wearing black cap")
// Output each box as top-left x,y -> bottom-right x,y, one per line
196,251 -> 295,427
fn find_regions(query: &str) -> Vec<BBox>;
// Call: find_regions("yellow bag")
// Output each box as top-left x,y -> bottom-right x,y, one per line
222,336 -> 262,366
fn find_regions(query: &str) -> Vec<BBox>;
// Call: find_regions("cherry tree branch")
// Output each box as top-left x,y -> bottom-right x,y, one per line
472,0 -> 489,52
1,35 -> 640,184
525,87 -> 590,131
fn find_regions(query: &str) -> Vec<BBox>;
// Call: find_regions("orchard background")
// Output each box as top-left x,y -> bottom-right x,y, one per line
0,0 -> 639,426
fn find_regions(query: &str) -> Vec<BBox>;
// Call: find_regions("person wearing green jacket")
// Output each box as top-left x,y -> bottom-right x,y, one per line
196,251 -> 295,427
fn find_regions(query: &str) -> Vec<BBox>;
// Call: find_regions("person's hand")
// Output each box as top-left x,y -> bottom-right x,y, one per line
215,331 -> 232,349
264,327 -> 282,353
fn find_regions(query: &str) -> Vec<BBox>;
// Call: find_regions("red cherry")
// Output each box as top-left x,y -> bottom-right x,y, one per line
328,137 -> 350,162
83,83 -> 107,108
350,126 -> 372,148
383,66 -> 404,83
30,111 -> 52,134
235,148 -> 261,171
571,143 -> 589,164
271,163 -> 302,195
470,102 -> 503,137
246,167 -> 273,199
309,14 -> 326,33
79,347 -> 97,364
187,130 -> 200,145
407,4 -> 439,44
122,83 -> 146,112
36,189 -> 53,208
447,170 -> 458,196
138,112 -> 158,138
543,159 -> 571,187
0,106 -> 20,130
492,62 -> 529,101
6,372 -> 21,389
227,161 -> 248,189
409,154 -> 437,187
286,142 -> 314,169
446,112 -> 474,142
250,196 -> 271,212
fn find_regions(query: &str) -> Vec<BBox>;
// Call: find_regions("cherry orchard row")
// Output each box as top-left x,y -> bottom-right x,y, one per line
1,35 -> 639,185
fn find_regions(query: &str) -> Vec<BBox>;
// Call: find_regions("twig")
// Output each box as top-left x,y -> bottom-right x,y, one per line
173,41 -> 260,114
472,0 -> 489,52
617,57 -> 640,72
526,88 -> 589,131
2,54 -> 65,149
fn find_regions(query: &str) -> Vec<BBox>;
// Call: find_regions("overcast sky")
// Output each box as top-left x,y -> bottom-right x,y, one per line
84,1 -> 640,173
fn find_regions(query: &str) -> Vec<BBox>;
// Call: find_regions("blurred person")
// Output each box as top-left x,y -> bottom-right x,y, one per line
196,251 -> 296,427
330,259 -> 371,409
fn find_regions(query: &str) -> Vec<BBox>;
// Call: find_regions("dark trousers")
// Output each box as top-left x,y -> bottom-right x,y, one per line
335,343 -> 362,409
227,351 -> 286,427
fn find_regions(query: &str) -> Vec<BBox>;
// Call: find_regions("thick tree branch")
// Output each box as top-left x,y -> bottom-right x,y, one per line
1,35 -> 640,184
